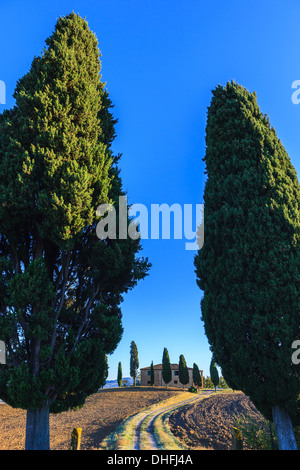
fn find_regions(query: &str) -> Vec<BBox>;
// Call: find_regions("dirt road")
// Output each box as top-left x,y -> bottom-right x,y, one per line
101,390 -> 214,450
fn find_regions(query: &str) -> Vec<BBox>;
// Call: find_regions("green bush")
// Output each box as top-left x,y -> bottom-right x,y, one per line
188,386 -> 198,394
233,414 -> 278,450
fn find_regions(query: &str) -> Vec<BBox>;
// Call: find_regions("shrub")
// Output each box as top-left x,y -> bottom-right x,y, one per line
233,414 -> 278,450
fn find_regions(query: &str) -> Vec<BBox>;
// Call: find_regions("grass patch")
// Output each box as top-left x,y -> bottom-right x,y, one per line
233,414 -> 278,450
153,411 -> 188,450
99,412 -> 140,450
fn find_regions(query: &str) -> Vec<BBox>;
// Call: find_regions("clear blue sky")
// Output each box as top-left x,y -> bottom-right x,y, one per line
1,0 -> 300,380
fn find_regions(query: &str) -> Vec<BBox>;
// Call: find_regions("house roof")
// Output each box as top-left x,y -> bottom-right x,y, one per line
140,363 -> 198,371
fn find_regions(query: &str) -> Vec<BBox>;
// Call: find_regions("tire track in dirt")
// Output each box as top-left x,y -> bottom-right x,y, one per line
168,391 -> 265,450
132,391 -> 214,450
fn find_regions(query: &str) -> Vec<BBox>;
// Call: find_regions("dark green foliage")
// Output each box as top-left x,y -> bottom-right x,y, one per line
130,341 -> 139,386
162,348 -> 172,387
194,81 -> 300,423
99,355 -> 109,390
178,354 -> 189,389
150,360 -> 154,386
0,13 -> 150,415
193,363 -> 202,388
210,359 -> 219,391
117,362 -> 122,387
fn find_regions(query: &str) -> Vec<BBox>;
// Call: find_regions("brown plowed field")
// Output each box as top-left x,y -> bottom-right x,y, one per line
168,391 -> 266,450
0,387 -> 181,450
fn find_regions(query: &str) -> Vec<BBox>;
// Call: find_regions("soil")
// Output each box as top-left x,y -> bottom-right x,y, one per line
0,388 -> 269,451
168,391 -> 266,450
0,387 -> 181,450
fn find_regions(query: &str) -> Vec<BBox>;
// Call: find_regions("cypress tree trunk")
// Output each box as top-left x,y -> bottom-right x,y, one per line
25,404 -> 50,450
272,406 -> 298,450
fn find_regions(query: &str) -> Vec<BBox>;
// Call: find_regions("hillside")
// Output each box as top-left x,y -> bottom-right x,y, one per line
103,377 -> 133,389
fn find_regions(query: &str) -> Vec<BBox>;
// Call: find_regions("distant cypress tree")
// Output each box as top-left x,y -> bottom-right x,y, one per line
117,362 -> 122,387
195,81 -> 300,449
179,355 -> 189,389
210,359 -> 219,391
162,348 -> 172,387
150,361 -> 155,386
130,341 -> 139,387
193,363 -> 202,389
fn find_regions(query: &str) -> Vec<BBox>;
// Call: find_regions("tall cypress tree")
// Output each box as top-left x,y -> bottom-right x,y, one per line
150,360 -> 155,386
130,341 -> 139,387
162,347 -> 172,387
0,13 -> 150,450
117,362 -> 122,387
179,354 -> 189,389
195,81 -> 300,449
193,363 -> 202,389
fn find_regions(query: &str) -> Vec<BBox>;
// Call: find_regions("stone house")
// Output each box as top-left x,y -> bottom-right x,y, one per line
140,363 -> 203,388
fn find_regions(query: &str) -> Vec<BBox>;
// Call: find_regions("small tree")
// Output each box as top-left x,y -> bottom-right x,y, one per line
210,359 -> 219,391
136,370 -> 141,386
162,348 -> 172,387
193,363 -> 202,389
130,341 -> 139,387
219,377 -> 229,389
203,376 -> 214,389
179,355 -> 189,389
150,361 -> 154,386
117,362 -> 122,387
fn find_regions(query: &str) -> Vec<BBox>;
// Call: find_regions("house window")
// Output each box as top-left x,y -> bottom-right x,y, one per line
174,380 -> 178,384
147,370 -> 151,376
147,381 -> 150,384
174,371 -> 179,376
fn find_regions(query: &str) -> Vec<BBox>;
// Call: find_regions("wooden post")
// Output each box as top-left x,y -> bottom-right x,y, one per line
231,426 -> 243,450
70,427 -> 82,450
